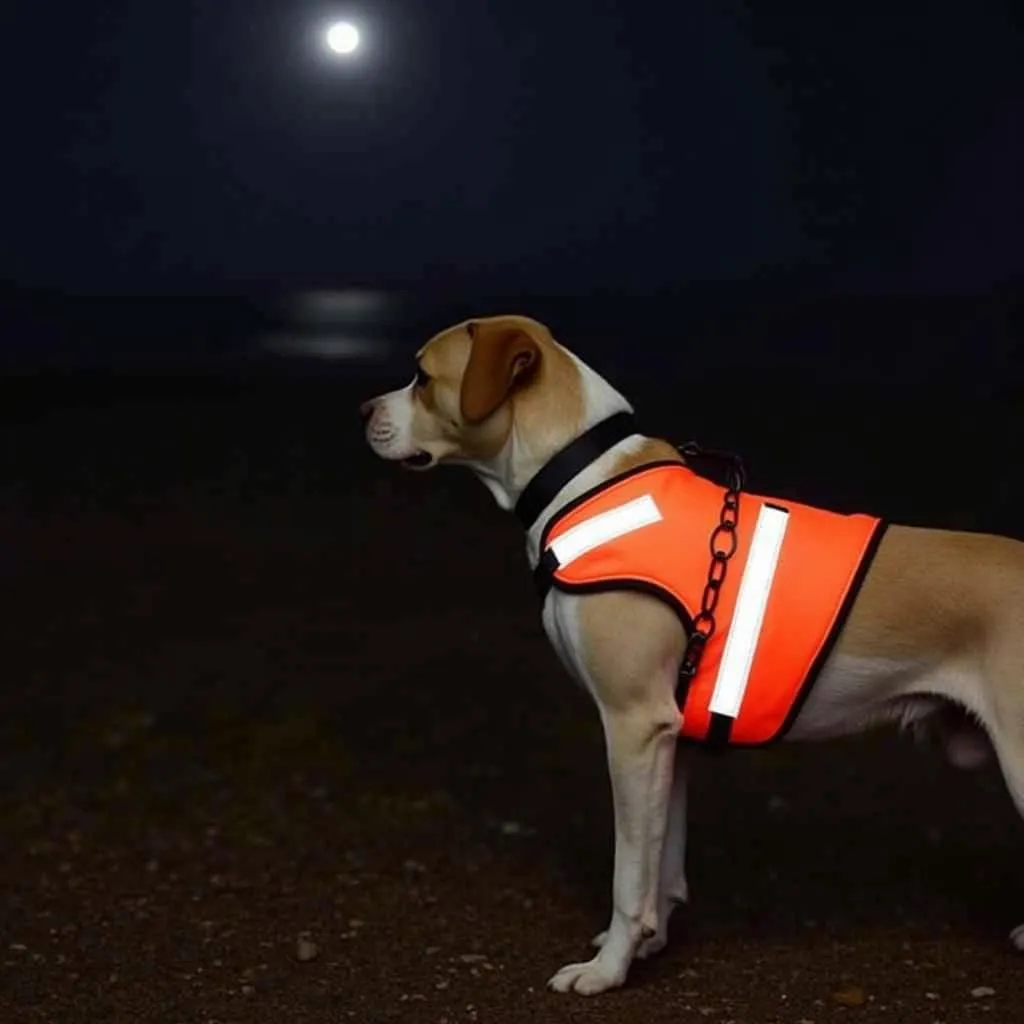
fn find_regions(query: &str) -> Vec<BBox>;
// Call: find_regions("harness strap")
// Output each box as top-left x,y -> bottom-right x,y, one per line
514,411 -> 638,532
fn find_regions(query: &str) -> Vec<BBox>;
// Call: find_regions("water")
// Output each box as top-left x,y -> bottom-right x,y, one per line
0,285 -> 1019,392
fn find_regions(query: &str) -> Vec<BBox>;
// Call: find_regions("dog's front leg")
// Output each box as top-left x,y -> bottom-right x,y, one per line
548,705 -> 678,995
591,743 -> 689,959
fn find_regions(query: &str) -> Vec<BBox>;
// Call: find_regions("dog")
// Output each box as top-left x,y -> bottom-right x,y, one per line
361,313 -> 1024,995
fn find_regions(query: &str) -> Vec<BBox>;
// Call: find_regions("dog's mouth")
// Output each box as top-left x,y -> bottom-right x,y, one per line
401,450 -> 434,469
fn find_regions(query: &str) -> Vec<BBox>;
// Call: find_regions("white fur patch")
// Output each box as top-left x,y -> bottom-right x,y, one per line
365,381 -> 418,461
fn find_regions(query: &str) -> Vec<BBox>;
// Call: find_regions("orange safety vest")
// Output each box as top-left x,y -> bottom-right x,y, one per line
534,461 -> 886,748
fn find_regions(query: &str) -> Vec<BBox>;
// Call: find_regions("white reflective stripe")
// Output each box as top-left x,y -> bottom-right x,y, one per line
550,494 -> 663,567
708,504 -> 789,720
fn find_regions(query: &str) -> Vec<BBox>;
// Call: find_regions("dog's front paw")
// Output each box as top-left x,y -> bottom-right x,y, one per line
547,953 -> 628,995
1011,924 -> 1024,952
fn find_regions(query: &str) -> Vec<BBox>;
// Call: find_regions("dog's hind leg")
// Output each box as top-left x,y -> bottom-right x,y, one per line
989,722 -> 1024,951
980,620 -> 1024,952
989,732 -> 1024,951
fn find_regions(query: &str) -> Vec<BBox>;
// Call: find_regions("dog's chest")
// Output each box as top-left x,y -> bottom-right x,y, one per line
540,592 -> 601,698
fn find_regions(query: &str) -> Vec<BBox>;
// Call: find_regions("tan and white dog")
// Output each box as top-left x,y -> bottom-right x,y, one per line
361,313 -> 1024,995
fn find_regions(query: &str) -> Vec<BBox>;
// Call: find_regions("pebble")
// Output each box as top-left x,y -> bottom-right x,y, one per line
832,985 -> 867,1007
296,938 -> 319,963
971,986 -> 995,998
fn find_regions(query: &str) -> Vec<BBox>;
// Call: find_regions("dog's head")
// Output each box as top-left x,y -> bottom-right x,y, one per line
361,315 -> 618,507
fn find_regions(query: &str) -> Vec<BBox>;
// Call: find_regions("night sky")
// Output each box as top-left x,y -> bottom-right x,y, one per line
2,2 -> 1022,293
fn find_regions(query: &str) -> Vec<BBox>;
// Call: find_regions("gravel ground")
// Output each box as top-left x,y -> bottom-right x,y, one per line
1,379 -> 1022,1024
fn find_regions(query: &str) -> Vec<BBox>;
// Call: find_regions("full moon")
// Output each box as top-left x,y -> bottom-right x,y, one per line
325,21 -> 360,55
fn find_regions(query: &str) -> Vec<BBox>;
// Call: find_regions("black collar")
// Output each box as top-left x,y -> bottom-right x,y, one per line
513,410 -> 639,532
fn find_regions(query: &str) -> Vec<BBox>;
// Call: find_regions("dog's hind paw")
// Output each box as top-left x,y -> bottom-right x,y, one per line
1010,924 -> 1024,952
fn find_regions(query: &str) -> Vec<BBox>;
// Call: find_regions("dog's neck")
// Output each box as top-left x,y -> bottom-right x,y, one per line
466,353 -> 648,567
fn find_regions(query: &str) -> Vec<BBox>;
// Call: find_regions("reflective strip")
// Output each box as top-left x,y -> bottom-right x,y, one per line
549,494 -> 663,568
708,504 -> 789,720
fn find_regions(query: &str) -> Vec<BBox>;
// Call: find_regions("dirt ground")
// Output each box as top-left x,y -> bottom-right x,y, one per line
1,375 -> 1023,1024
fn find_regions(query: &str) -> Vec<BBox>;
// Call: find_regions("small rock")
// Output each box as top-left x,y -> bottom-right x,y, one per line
241,984 -> 255,996
458,954 -> 488,964
971,986 -> 996,999
833,985 -> 867,1007
296,938 -> 319,963
500,821 -> 522,835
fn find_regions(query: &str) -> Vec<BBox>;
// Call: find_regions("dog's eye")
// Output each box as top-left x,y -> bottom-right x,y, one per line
414,365 -> 431,388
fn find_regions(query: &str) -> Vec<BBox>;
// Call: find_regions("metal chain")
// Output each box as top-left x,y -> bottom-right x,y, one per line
675,441 -> 746,692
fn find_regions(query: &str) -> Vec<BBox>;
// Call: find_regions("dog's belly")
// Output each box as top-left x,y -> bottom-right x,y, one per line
785,652 -> 977,742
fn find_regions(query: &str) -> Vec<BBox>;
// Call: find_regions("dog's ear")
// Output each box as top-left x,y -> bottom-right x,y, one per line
459,320 -> 541,424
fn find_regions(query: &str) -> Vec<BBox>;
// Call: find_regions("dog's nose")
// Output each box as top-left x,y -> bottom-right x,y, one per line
359,399 -> 375,422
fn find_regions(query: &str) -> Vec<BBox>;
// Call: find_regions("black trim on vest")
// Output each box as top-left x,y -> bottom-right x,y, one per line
533,548 -> 560,599
705,713 -> 735,750
514,411 -> 639,532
